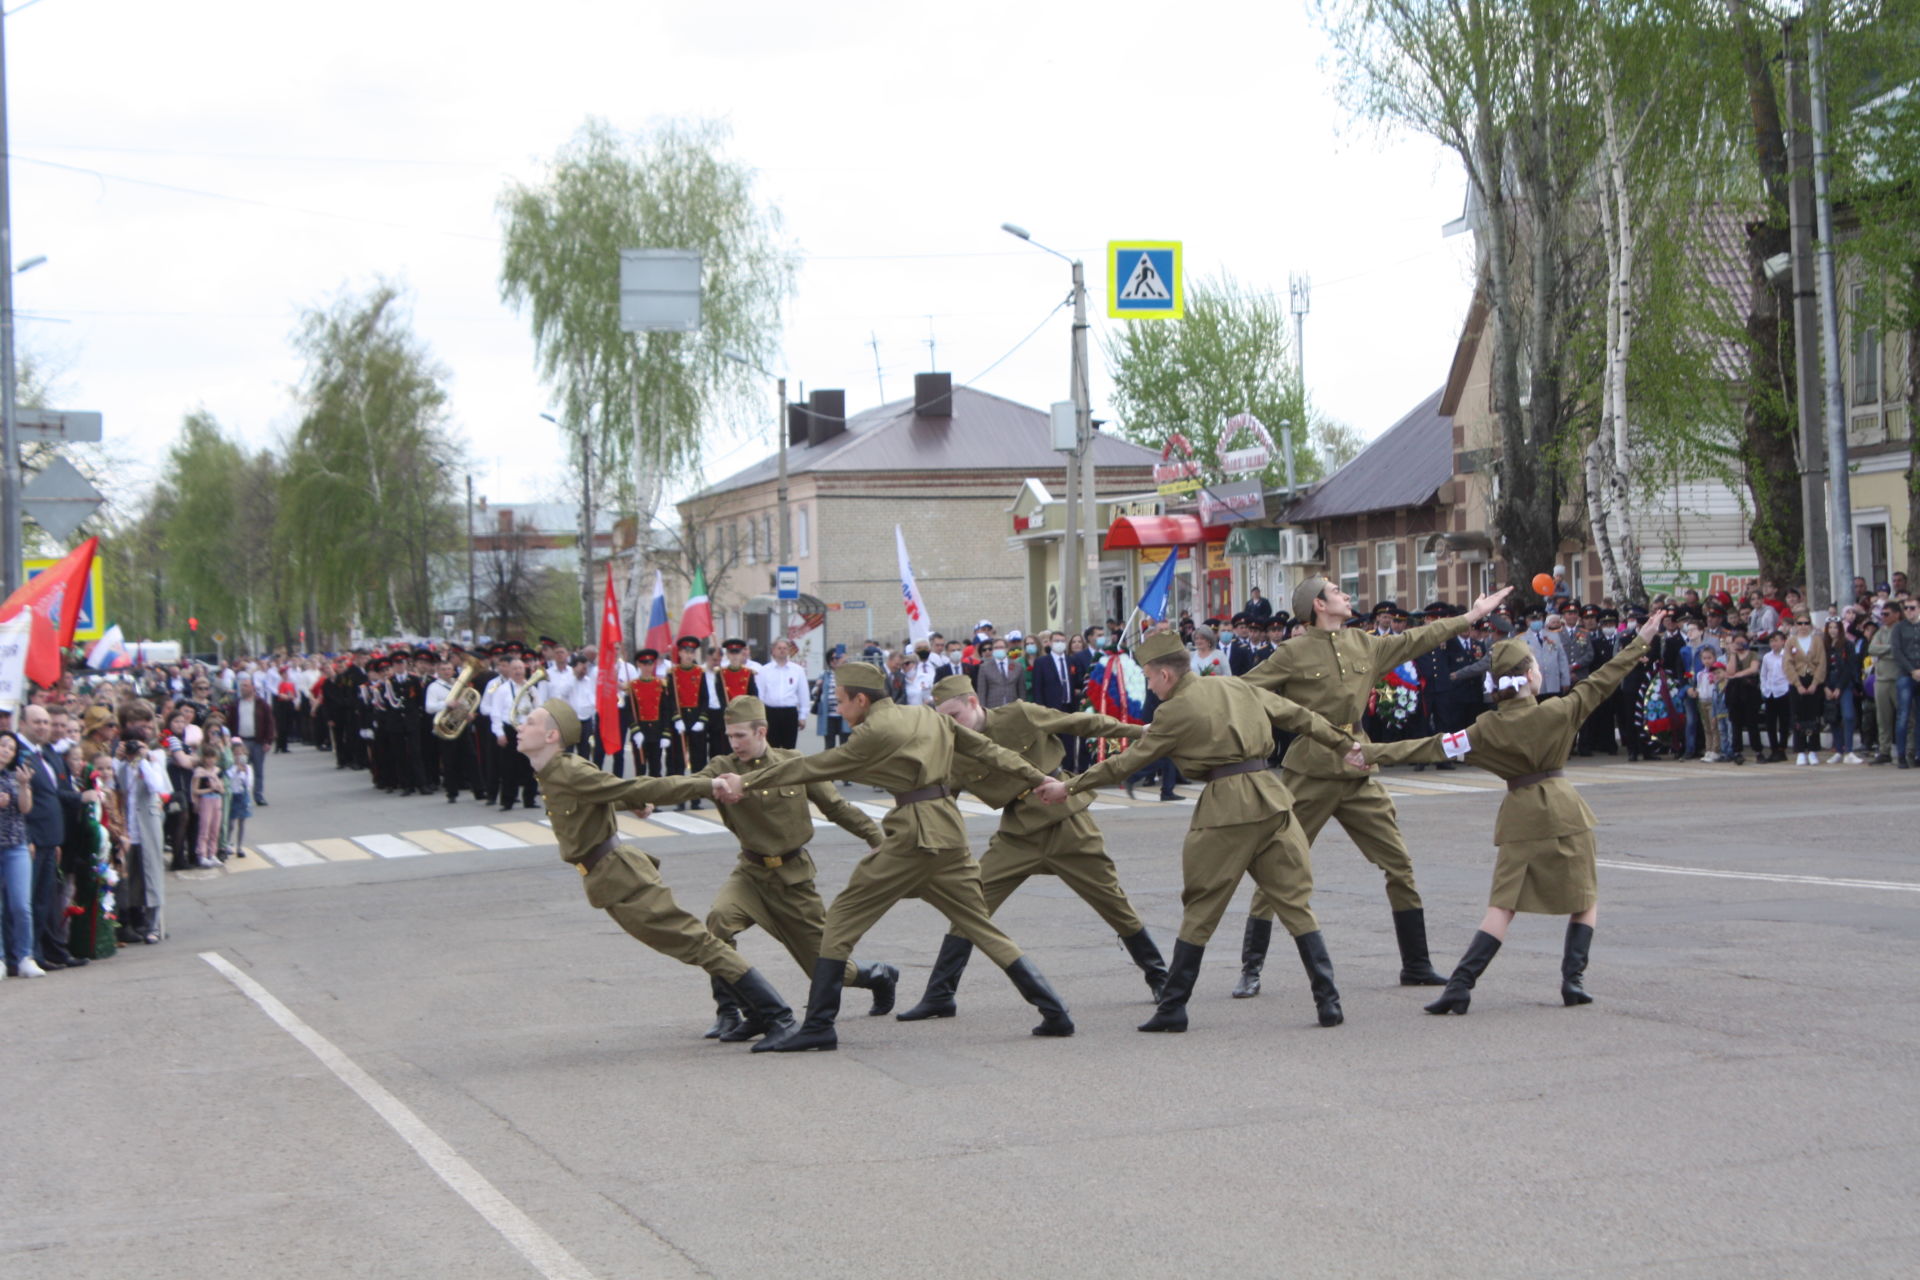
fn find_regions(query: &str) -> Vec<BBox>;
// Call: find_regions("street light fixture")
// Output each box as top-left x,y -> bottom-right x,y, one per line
14,254 -> 42,275
1003,221 -> 1094,637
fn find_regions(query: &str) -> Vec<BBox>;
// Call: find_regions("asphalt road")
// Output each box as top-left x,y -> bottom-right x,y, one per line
6,743 -> 1918,1279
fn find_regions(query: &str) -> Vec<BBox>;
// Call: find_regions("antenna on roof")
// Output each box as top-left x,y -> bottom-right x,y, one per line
869,331 -> 885,402
924,316 -> 937,372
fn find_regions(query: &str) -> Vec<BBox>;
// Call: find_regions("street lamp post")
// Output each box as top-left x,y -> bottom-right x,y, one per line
1002,223 -> 1093,638
0,9 -> 21,594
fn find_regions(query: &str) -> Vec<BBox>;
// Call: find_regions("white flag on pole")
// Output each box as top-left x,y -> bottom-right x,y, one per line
0,613 -> 30,712
896,525 -> 932,644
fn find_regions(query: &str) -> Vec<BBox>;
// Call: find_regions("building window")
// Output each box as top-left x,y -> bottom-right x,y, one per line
796,505 -> 810,558
1338,545 -> 1362,602
1415,542 -> 1438,607
764,514 -> 776,563
1851,283 -> 1881,406
1374,540 -> 1399,605
744,519 -> 755,565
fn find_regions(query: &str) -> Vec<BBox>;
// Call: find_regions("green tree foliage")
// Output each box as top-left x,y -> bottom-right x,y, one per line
156,411 -> 247,636
280,281 -> 461,638
498,117 -> 797,634
1101,273 -> 1354,493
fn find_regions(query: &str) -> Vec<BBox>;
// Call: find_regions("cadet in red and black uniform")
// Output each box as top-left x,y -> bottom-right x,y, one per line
628,649 -> 675,779
718,639 -> 758,704
669,637 -> 721,788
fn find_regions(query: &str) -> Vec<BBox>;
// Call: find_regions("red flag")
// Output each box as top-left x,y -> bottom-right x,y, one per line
0,537 -> 98,687
595,565 -> 622,750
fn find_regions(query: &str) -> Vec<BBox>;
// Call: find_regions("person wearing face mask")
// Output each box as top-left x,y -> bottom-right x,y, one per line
974,635 -> 1023,709
903,643 -> 939,706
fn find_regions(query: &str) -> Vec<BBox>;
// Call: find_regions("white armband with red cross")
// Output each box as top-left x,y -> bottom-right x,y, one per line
1441,730 -> 1472,760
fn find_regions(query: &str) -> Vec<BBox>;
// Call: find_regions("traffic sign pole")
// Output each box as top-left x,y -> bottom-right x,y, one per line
0,8 -> 20,594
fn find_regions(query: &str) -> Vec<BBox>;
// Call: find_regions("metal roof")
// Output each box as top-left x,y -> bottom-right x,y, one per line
1283,387 -> 1452,522
690,385 -> 1161,500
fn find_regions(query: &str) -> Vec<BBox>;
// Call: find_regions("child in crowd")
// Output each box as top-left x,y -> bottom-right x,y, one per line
1695,646 -> 1739,764
226,753 -> 254,859
190,745 -> 225,869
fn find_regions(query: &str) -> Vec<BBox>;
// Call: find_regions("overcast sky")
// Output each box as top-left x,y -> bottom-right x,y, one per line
10,0 -> 1474,513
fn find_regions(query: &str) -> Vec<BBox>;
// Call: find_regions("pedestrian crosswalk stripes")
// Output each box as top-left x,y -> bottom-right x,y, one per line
223,763 -> 1726,874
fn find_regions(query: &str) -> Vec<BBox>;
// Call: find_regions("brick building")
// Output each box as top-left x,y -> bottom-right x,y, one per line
677,373 -> 1159,660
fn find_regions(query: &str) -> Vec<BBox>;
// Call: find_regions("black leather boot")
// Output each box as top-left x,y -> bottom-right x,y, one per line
895,934 -> 974,1021
1004,957 -> 1074,1036
752,957 -> 842,1053
1120,928 -> 1169,999
1294,931 -> 1344,1026
1139,939 -> 1203,1032
1231,916 -> 1271,998
1425,930 -> 1502,1015
1392,908 -> 1448,986
1561,922 -> 1595,1006
851,961 -> 901,1016
704,974 -> 743,1040
722,968 -> 795,1045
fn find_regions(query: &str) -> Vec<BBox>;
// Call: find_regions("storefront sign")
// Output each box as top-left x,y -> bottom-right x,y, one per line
1218,413 -> 1276,477
1198,478 -> 1265,527
1154,433 -> 1203,496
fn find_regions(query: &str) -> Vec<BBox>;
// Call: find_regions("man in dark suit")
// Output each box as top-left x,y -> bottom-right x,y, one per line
21,703 -> 91,969
1243,588 -> 1274,626
1029,629 -> 1081,765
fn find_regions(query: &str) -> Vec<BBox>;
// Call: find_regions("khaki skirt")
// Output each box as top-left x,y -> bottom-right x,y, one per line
1488,829 -> 1598,915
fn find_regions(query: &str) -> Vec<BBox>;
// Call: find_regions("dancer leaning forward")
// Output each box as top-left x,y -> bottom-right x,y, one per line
1047,633 -> 1361,1032
1344,610 -> 1664,1014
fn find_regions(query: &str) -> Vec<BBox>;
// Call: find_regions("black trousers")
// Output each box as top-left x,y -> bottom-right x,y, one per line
1761,693 -> 1790,752
273,700 -> 295,752
667,721 -> 711,774
764,706 -> 800,750
1727,682 -> 1763,753
440,733 -> 471,799
496,743 -> 537,808
1790,688 -> 1824,753
633,723 -> 672,777
590,712 -> 628,777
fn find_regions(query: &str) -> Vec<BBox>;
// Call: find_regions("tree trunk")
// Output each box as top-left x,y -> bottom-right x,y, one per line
1592,48 -> 1645,605
577,423 -> 596,647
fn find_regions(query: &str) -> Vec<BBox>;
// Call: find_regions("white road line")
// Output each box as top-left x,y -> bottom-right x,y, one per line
849,801 -> 892,819
200,952 -> 595,1280
1595,858 -> 1920,893
257,841 -> 325,867
446,825 -> 529,850
1379,777 -> 1491,794
353,834 -> 432,859
646,810 -> 725,835
953,799 -> 999,816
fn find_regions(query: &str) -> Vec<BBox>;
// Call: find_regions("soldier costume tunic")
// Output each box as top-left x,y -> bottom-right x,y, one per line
743,696 -> 1049,966
1241,611 -> 1471,914
1362,635 -> 1649,914
1067,669 -> 1353,943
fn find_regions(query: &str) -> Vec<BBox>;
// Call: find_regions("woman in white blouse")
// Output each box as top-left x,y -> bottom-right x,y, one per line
1191,626 -> 1228,677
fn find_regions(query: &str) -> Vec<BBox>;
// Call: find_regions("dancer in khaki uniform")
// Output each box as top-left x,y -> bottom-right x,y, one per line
893,674 -> 1166,1021
1350,611 -> 1663,1013
687,696 -> 899,1041
725,661 -> 1075,1052
1054,633 -> 1358,1032
519,698 -> 796,1045
1234,580 -> 1514,994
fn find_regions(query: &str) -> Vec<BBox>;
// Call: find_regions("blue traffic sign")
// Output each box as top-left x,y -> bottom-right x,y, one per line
1108,241 -> 1183,319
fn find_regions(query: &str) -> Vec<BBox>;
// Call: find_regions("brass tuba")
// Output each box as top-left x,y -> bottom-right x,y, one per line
508,665 -> 549,728
432,653 -> 486,740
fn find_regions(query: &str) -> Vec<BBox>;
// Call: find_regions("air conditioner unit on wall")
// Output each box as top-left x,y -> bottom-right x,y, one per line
1280,531 -> 1323,566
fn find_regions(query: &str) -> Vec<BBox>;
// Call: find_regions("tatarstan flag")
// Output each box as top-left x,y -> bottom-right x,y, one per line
677,566 -> 713,640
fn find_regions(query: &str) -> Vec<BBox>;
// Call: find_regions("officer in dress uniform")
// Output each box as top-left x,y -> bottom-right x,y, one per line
627,649 -> 674,779
1355,612 -> 1662,1013
1231,578 -> 1515,997
333,651 -> 370,771
893,673 -> 1168,1022
520,697 -> 799,1046
1057,632 -> 1358,1032
686,695 -> 899,1041
730,661 -> 1074,1053
491,651 -> 540,811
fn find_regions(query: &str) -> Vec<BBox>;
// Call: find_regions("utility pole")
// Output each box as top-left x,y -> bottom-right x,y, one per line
465,473 -> 476,641
1809,13 -> 1854,602
776,374 -> 789,646
1784,21 -> 1832,605
1069,259 -> 1094,639
0,8 -> 21,595
1290,273 -> 1313,473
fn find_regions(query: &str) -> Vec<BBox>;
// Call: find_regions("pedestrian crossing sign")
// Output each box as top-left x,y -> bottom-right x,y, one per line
1108,241 -> 1183,319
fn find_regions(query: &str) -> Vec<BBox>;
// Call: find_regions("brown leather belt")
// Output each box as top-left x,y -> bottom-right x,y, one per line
1507,769 -> 1566,792
577,833 -> 620,876
892,784 -> 952,807
1201,758 -> 1271,784
741,847 -> 803,868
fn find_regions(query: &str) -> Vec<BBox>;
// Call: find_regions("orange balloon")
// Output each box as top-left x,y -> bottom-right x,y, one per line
1531,573 -> 1557,596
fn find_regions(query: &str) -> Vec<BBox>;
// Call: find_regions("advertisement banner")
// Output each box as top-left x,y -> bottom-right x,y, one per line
0,613 -> 30,712
1198,478 -> 1265,527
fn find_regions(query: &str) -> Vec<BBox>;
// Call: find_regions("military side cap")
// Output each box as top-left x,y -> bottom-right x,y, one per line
1490,637 -> 1534,676
1134,632 -> 1189,665
836,661 -> 888,694
1292,576 -> 1330,622
931,674 -> 975,704
724,695 -> 767,724
542,697 -> 582,746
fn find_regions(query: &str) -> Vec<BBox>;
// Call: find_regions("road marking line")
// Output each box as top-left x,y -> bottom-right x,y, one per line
200,952 -> 596,1280
615,813 -> 677,839
953,798 -> 998,816
354,833 -> 431,859
402,829 -> 479,854
306,837 -> 371,861
446,825 -> 528,850
223,849 -> 275,873
493,821 -> 557,845
256,841 -> 325,867
645,810 -> 724,835
848,801 -> 892,820
1379,777 -> 1491,794
1595,858 -> 1920,892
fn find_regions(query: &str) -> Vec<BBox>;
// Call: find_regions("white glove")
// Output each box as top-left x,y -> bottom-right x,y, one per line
673,719 -> 685,732
659,737 -> 672,749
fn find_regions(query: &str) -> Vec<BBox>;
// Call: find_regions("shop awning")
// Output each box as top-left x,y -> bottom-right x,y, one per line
1103,514 -> 1202,549
1224,527 -> 1281,557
